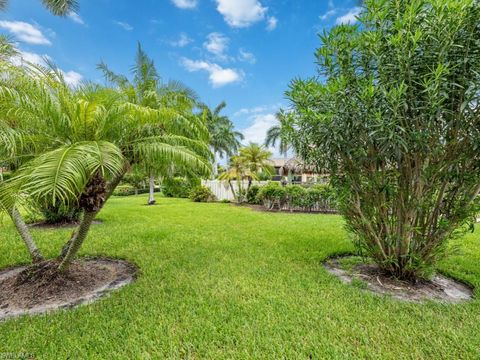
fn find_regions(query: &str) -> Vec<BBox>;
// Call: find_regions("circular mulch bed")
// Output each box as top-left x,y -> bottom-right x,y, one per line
28,220 -> 103,229
0,258 -> 137,321
324,256 -> 473,303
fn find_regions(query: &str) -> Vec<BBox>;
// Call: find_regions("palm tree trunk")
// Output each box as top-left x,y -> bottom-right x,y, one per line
148,175 -> 156,205
228,180 -> 236,201
9,207 -> 43,263
59,167 -> 127,259
58,210 -> 96,272
211,149 -> 218,178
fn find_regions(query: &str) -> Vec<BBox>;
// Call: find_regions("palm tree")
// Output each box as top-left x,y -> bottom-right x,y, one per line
239,143 -> 273,189
0,59 -> 211,271
98,43 -> 203,205
0,0 -> 79,16
264,109 -> 294,159
200,102 -> 243,177
218,155 -> 255,203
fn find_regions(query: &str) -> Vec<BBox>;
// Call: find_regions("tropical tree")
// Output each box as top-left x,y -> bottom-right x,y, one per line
239,143 -> 273,189
218,155 -> 255,203
264,109 -> 294,159
0,0 -> 79,16
286,0 -> 480,280
200,101 -> 243,176
0,59 -> 211,272
98,43 -> 202,205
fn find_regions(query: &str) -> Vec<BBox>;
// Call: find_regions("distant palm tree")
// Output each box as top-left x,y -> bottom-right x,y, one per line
0,0 -> 79,16
200,101 -> 243,176
239,143 -> 273,189
264,109 -> 294,159
218,155 -> 255,203
98,43 -> 203,205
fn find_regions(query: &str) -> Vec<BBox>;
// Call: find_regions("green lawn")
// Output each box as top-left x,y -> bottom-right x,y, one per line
1,196 -> 480,359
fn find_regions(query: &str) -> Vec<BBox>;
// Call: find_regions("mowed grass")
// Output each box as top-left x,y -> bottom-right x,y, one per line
1,196 -> 480,359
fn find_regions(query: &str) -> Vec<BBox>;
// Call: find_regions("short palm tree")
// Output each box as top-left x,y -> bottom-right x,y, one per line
0,59 -> 210,271
200,101 -> 243,176
239,143 -> 273,189
218,155 -> 255,203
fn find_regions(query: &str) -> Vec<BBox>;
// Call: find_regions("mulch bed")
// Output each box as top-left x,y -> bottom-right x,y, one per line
324,256 -> 474,303
232,203 -> 339,215
0,258 -> 137,321
28,220 -> 103,229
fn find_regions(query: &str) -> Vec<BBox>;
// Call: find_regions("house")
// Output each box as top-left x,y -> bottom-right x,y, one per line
268,157 -> 327,184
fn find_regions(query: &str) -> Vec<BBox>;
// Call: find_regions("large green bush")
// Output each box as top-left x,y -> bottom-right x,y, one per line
189,186 -> 216,202
256,182 -> 287,210
162,177 -> 200,198
246,185 -> 261,204
287,0 -> 480,279
37,201 -> 82,224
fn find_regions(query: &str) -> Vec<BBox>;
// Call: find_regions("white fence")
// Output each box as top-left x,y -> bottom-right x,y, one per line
201,180 -> 270,201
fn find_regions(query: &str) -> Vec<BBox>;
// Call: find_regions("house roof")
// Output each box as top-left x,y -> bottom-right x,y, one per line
268,158 -> 289,167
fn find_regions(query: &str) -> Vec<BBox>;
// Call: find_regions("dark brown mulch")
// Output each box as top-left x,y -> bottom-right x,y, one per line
232,203 -> 338,215
28,220 -> 103,229
0,258 -> 137,320
324,257 -> 473,303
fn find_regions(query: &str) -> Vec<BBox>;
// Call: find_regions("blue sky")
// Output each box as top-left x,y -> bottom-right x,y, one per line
0,0 -> 361,149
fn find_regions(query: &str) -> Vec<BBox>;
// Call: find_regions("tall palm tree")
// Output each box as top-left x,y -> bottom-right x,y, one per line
200,101 -> 243,177
239,143 -> 273,189
264,109 -> 294,159
0,0 -> 79,16
0,59 -> 211,271
98,43 -> 203,205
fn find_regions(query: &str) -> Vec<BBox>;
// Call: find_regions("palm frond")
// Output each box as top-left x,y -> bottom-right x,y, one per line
97,62 -> 131,89
132,141 -> 211,178
10,141 -> 124,206
41,0 -> 79,16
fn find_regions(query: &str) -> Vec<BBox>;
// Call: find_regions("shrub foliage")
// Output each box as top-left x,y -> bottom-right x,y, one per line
256,182 -> 337,213
189,186 -> 216,202
287,0 -> 480,279
162,177 -> 200,198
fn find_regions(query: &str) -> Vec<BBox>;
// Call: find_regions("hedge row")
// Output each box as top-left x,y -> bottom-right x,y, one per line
255,182 -> 337,213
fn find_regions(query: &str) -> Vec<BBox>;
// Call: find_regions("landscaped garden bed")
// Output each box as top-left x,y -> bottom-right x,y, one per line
0,257 -> 137,321
324,256 -> 473,303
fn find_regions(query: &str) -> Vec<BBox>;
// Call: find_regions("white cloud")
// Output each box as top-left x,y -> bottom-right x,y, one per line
242,113 -> 277,144
203,32 -> 229,59
237,48 -> 256,64
266,16 -> 278,31
171,0 -> 197,9
335,7 -> 361,25
234,106 -> 267,117
114,21 -> 133,31
62,70 -> 83,87
181,58 -> 243,87
68,12 -> 85,25
215,0 -> 267,28
0,20 -> 51,45
170,32 -> 193,47
319,9 -> 336,21
12,50 -> 51,66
